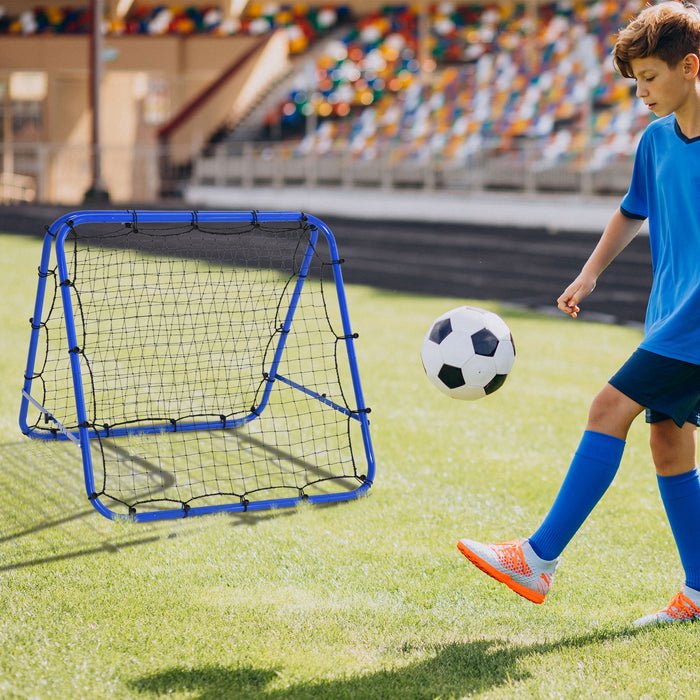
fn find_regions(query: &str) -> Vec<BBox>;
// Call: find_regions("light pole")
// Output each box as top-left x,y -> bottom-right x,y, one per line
84,0 -> 110,202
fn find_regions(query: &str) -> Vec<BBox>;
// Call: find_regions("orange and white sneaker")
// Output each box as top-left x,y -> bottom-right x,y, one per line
633,586 -> 700,627
457,537 -> 559,604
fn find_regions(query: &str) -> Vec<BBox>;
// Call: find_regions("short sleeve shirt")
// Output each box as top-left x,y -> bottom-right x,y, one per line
621,114 -> 700,364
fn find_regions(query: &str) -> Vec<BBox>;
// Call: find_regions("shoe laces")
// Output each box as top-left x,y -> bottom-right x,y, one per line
494,540 -> 532,576
663,591 -> 700,620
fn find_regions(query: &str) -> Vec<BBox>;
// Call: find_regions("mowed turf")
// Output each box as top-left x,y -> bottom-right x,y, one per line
1,232 -> 698,700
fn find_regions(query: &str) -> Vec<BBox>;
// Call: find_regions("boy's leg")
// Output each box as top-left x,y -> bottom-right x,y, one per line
635,420 -> 700,624
458,384 -> 641,602
651,420 -> 700,590
457,428 -> 624,603
528,384 -> 642,561
649,419 -> 697,477
656,466 -> 700,589
527,430 -> 625,561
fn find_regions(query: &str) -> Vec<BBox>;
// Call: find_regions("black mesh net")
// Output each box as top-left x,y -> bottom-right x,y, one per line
24,214 -> 370,517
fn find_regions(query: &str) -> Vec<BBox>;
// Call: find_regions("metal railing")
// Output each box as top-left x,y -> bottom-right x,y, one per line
0,171 -> 36,203
0,142 -> 183,204
0,138 -> 635,204
192,140 -> 635,197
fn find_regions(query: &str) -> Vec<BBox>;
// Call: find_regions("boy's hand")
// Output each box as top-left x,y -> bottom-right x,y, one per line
557,274 -> 596,319
556,208 -> 642,319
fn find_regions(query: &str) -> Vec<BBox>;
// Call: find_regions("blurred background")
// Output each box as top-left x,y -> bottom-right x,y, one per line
0,0 -> 653,206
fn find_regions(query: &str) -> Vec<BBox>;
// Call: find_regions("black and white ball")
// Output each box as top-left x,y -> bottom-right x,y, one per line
420,306 -> 516,401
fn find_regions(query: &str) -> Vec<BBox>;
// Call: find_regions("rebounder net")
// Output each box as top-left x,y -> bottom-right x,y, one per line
19,210 -> 375,521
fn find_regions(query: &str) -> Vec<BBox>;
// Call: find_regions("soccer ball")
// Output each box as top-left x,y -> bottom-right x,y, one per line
420,305 -> 516,401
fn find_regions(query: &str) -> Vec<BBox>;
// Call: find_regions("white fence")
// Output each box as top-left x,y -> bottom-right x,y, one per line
0,172 -> 36,203
192,141 -> 635,197
0,138 -> 635,205
0,142 -> 179,204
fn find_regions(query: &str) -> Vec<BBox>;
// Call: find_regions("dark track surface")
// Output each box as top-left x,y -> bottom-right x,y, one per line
1,203 -> 652,326
321,214 -> 652,326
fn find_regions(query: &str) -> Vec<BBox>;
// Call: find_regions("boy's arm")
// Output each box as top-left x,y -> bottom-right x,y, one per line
557,208 -> 645,318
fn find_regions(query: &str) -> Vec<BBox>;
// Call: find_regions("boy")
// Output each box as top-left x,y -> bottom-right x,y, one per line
458,1 -> 700,626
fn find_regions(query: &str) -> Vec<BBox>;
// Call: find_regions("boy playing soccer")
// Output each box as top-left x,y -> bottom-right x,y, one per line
458,1 -> 700,626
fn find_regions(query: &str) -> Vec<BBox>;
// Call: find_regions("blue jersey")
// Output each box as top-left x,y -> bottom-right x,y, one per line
621,114 -> 700,364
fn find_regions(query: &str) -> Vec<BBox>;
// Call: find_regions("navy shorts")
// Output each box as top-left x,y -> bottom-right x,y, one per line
609,348 -> 700,427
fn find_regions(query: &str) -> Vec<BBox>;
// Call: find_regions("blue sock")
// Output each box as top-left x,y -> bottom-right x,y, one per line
529,430 -> 626,561
657,468 -> 700,591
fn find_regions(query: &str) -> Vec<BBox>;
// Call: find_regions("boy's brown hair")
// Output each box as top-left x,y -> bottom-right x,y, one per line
613,1 -> 700,79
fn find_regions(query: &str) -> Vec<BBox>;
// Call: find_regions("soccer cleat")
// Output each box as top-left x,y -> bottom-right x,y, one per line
457,537 -> 559,604
633,587 -> 700,627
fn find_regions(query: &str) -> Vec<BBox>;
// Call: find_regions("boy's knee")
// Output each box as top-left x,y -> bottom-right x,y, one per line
586,384 -> 642,439
649,421 -> 697,476
588,389 -> 611,422
588,386 -> 622,423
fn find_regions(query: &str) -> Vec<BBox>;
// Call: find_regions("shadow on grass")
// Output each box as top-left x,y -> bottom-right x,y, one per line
127,630 -> 639,700
0,503 -> 297,572
0,439 -> 316,571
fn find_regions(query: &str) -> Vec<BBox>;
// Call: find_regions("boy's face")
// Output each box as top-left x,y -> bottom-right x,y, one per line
630,55 -> 699,118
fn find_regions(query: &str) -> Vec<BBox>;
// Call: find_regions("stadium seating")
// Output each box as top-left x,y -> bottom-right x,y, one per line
0,1 -> 654,185
0,3 -> 348,53
275,0 -> 652,175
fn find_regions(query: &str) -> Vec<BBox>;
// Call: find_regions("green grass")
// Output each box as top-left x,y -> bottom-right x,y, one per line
1,231 -> 698,700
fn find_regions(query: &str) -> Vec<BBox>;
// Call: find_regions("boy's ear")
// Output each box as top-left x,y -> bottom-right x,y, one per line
683,53 -> 700,79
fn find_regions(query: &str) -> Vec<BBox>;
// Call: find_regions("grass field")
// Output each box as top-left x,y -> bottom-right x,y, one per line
1,231 -> 698,700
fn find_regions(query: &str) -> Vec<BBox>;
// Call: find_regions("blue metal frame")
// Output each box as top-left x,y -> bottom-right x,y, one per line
19,210 -> 376,521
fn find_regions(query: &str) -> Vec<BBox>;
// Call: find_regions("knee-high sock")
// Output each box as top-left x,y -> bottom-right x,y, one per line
657,468 -> 700,592
528,430 -> 626,561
